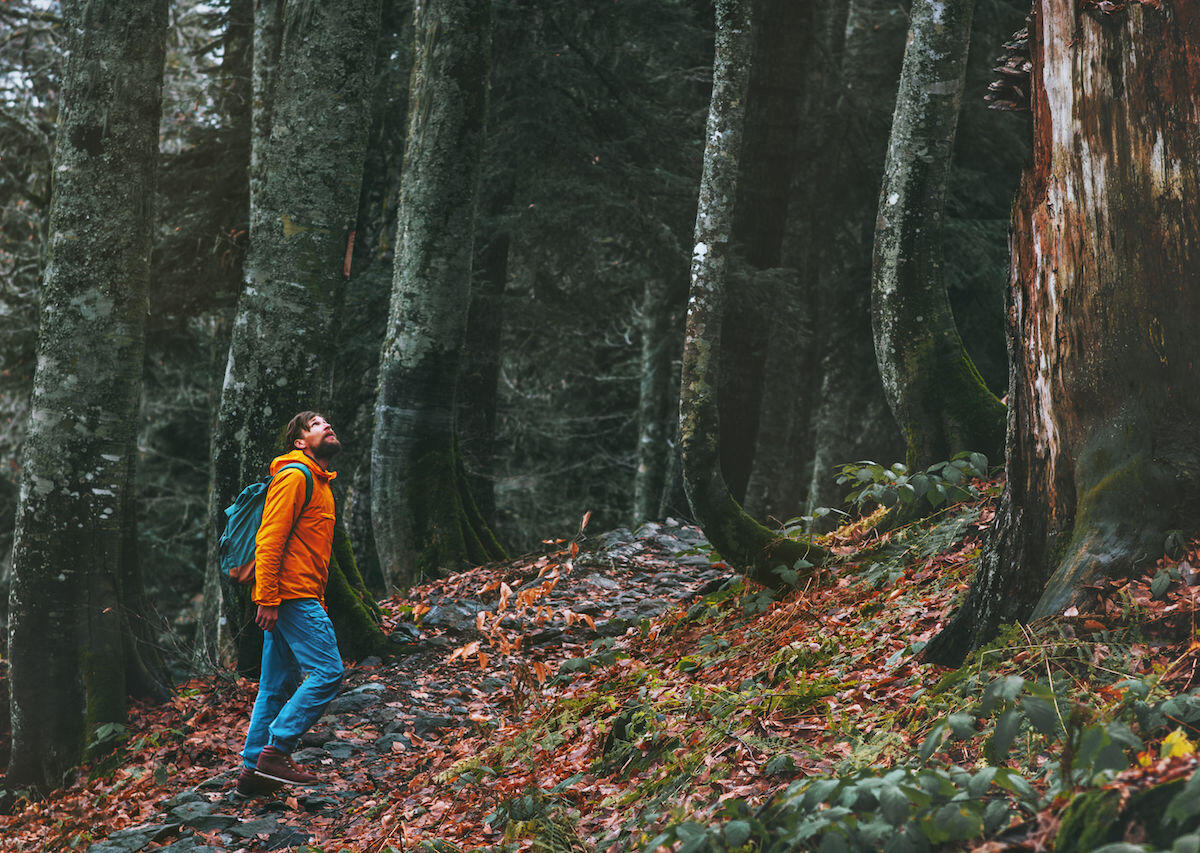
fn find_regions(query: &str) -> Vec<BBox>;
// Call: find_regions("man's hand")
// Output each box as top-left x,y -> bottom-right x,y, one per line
256,604 -> 279,632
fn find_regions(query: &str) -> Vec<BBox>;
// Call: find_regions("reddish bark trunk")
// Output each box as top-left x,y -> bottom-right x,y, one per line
928,0 -> 1200,661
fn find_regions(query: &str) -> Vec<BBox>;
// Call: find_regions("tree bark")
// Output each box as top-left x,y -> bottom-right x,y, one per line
804,0 -> 909,517
458,181 -> 513,528
6,0 -> 168,792
871,0 -> 1006,470
372,0 -> 506,588
681,0 -> 827,586
927,0 -> 1200,664
633,272 -> 683,524
715,0 -> 810,505
202,0 -> 386,670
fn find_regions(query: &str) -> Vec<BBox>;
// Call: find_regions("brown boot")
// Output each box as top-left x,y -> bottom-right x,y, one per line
254,745 -> 319,786
236,766 -> 284,797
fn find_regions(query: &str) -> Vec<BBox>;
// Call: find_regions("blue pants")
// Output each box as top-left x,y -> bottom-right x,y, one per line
242,598 -> 344,769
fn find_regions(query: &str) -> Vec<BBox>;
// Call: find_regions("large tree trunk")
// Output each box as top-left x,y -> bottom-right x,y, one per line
5,0 -> 168,792
458,182 -> 513,528
203,0 -> 387,670
716,0 -> 810,505
681,0 -> 827,586
871,0 -> 1006,469
927,0 -> 1200,664
195,0 -> 256,667
372,0 -> 505,588
804,0 -> 908,517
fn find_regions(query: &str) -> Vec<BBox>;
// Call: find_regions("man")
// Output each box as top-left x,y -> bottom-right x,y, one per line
237,411 -> 344,797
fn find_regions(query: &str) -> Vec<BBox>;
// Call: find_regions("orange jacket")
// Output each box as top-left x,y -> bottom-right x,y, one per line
252,450 -> 337,608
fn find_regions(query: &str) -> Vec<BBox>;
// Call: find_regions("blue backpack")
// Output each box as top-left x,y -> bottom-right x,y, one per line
218,463 -> 314,585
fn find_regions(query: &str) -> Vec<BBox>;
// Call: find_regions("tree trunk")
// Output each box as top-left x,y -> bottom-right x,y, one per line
871,0 -> 1006,469
715,0 -> 810,504
203,0 -> 386,670
458,182 -> 513,528
195,0 -> 256,667
927,0 -> 1200,664
372,0 -> 506,588
5,0 -> 168,792
742,269 -> 814,524
681,0 -> 827,586
633,274 -> 681,524
804,0 -> 909,517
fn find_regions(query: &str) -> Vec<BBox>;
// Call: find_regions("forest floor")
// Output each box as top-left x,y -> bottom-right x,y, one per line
7,482 -> 1200,852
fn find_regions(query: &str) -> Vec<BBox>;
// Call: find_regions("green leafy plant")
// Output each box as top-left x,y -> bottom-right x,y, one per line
836,452 -> 989,513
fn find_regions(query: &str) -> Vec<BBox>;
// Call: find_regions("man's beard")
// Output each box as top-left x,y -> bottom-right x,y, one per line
312,438 -> 342,460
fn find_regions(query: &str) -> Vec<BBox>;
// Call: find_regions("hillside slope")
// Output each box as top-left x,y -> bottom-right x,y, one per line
6,484 -> 1200,852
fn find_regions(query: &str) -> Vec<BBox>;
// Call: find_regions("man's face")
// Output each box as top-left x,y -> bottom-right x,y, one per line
297,416 -> 342,460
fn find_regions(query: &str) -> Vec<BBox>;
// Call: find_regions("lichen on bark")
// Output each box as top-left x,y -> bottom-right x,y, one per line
6,0 -> 169,792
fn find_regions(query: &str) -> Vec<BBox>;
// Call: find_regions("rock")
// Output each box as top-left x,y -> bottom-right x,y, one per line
168,801 -> 215,825
412,711 -> 454,735
229,817 -> 280,839
375,733 -> 411,753
162,790 -> 204,809
157,837 -> 223,853
584,574 -> 620,590
528,627 -> 563,646
675,554 -> 713,568
298,794 -> 340,812
266,826 -> 311,850
322,740 -> 357,759
635,597 -> 671,615
326,691 -> 381,714
597,617 -> 633,637
187,813 -> 239,832
86,845 -> 129,853
347,681 -> 388,695
292,747 -> 330,763
478,676 -> 508,693
103,822 -> 175,850
422,600 -> 486,633
359,655 -> 384,668
633,522 -> 662,538
598,528 -> 633,548
299,729 -> 329,747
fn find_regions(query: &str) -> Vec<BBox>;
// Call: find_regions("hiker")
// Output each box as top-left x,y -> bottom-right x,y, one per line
237,411 -> 344,797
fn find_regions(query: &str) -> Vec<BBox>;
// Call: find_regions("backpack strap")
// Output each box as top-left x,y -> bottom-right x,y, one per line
276,462 -> 314,511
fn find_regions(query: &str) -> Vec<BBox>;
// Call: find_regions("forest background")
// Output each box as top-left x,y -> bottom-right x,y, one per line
4,0 -> 1192,817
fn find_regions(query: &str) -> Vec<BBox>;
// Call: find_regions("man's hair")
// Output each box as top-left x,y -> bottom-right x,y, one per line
283,411 -> 323,451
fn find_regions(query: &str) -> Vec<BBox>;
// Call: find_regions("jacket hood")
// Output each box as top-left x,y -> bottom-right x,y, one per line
270,449 -> 337,482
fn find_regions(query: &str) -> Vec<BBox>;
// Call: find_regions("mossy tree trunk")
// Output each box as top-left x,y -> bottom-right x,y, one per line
372,0 -> 506,588
5,0 -> 168,793
927,0 -> 1200,663
871,0 -> 1006,470
202,0 -> 387,672
804,0 -> 908,517
681,0 -> 828,586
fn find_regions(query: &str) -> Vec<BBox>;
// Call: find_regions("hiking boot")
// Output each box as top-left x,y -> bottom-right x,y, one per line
236,766 -> 284,798
254,745 -> 319,786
